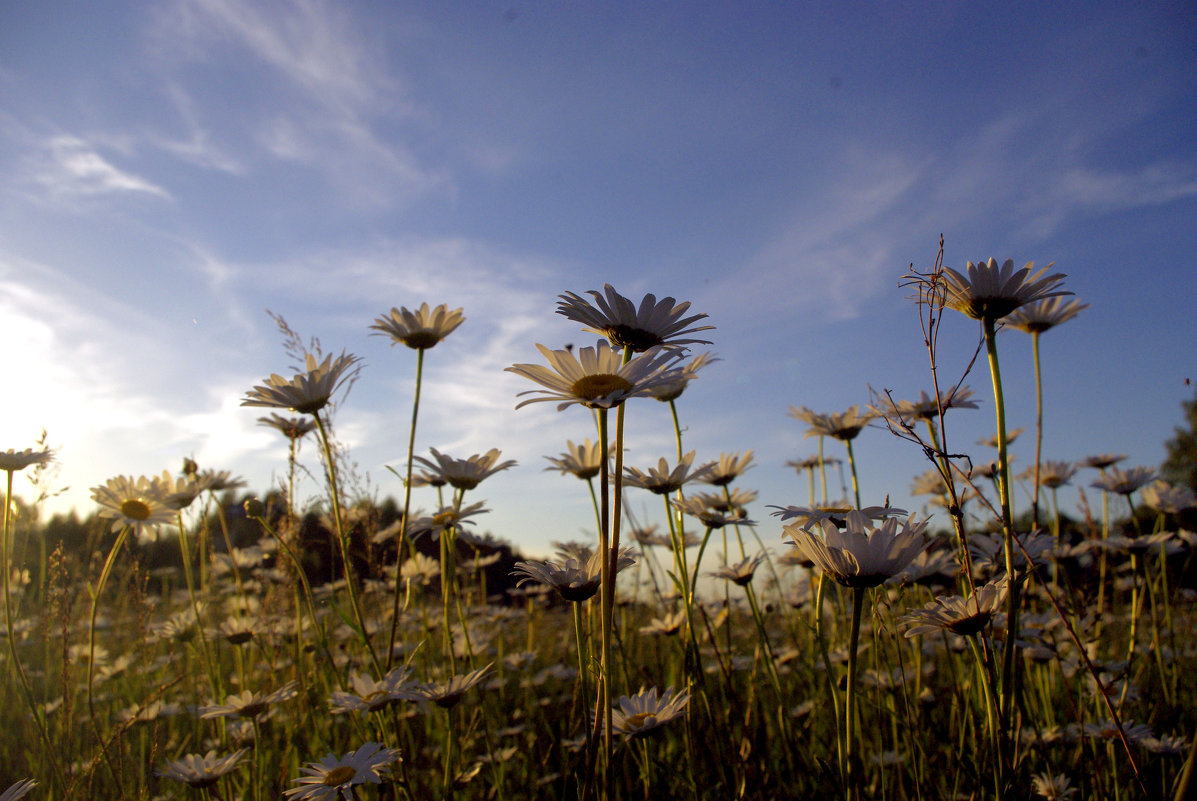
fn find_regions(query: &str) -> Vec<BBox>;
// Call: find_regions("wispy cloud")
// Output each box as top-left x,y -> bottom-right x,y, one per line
30,135 -> 171,201
146,0 -> 446,205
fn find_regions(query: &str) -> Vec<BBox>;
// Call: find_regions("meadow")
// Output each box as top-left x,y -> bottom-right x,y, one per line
2,252 -> 1194,801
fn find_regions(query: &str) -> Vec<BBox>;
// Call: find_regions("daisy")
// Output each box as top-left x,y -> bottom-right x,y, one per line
199,681 -> 298,719
241,350 -> 362,415
556,284 -> 714,352
1090,465 -> 1156,496
258,412 -> 318,441
415,664 -> 493,708
699,451 -> 755,487
506,340 -> 685,411
157,748 -> 247,789
511,548 -> 636,603
769,504 -> 907,528
1140,480 -> 1196,514
152,470 -> 202,511
639,610 -> 687,636
671,496 -> 755,529
329,667 -> 420,714
940,257 -> 1071,321
369,303 -> 465,350
397,552 -> 440,584
197,468 -> 248,493
412,448 -> 515,491
285,742 -> 401,801
901,577 -> 1009,638
977,428 -> 1025,448
1031,773 -> 1078,800
648,351 -> 718,402
789,405 -> 875,442
873,385 -> 980,422
689,487 -> 758,514
543,439 -> 607,480
622,451 -> 714,495
0,448 -> 53,473
91,475 -> 176,533
609,686 -> 690,738
1004,296 -> 1090,334
1083,453 -> 1127,470
707,553 -> 766,586
405,501 -> 489,540
1033,460 -> 1078,489
783,510 -> 927,588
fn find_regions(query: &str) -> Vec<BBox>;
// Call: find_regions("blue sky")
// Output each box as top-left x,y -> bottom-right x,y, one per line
1,1 -> 1194,556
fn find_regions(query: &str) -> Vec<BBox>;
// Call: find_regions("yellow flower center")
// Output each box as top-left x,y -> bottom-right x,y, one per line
120,499 -> 152,521
432,511 -> 457,528
624,712 -> 657,729
323,765 -> 357,786
570,374 -> 633,402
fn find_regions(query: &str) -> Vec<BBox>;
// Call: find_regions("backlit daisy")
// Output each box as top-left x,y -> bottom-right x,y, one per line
329,667 -> 420,714
285,742 -> 401,801
941,258 -> 1071,321
512,548 -> 636,603
199,681 -> 298,719
874,385 -> 980,423
783,510 -> 927,588
543,439 -> 608,480
609,686 -> 690,738
623,451 -> 714,495
1090,465 -> 1156,496
648,351 -> 718,401
258,412 -> 318,441
671,496 -> 755,529
789,405 -> 875,442
901,577 -> 1009,638
556,284 -> 714,352
1004,296 -> 1089,334
91,475 -> 176,533
0,448 -> 53,473
699,451 -> 755,487
241,351 -> 362,415
506,340 -> 685,411
708,553 -> 766,586
369,303 -> 465,350
412,448 -> 516,491
415,664 -> 493,708
157,748 -> 247,789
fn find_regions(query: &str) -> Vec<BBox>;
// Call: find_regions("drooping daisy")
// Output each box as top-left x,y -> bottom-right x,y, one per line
0,448 -> 53,473
157,748 -> 247,789
1004,297 -> 1090,334
543,439 -> 608,480
622,452 -> 714,495
506,340 -> 685,411
369,303 -> 465,350
285,742 -> 401,801
405,501 -> 489,541
241,351 -> 362,415
789,405 -> 875,442
1033,460 -> 1078,489
783,510 -> 927,589
1090,465 -> 1156,496
556,284 -> 714,352
511,548 -> 636,603
258,412 -> 318,441
91,474 -> 176,533
901,577 -> 1009,638
940,258 -> 1071,321
608,686 -> 690,738
412,448 -> 516,491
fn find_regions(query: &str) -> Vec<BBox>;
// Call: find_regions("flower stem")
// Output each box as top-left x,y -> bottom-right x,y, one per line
388,347 -> 425,670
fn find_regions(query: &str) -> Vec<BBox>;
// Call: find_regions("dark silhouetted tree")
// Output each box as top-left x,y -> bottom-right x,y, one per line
1161,390 -> 1197,493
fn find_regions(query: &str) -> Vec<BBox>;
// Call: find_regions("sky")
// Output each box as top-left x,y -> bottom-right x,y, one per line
1,1 -> 1195,557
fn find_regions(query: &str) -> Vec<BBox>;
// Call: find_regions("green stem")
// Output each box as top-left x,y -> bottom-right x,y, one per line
845,586 -> 866,799
388,347 -> 425,670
